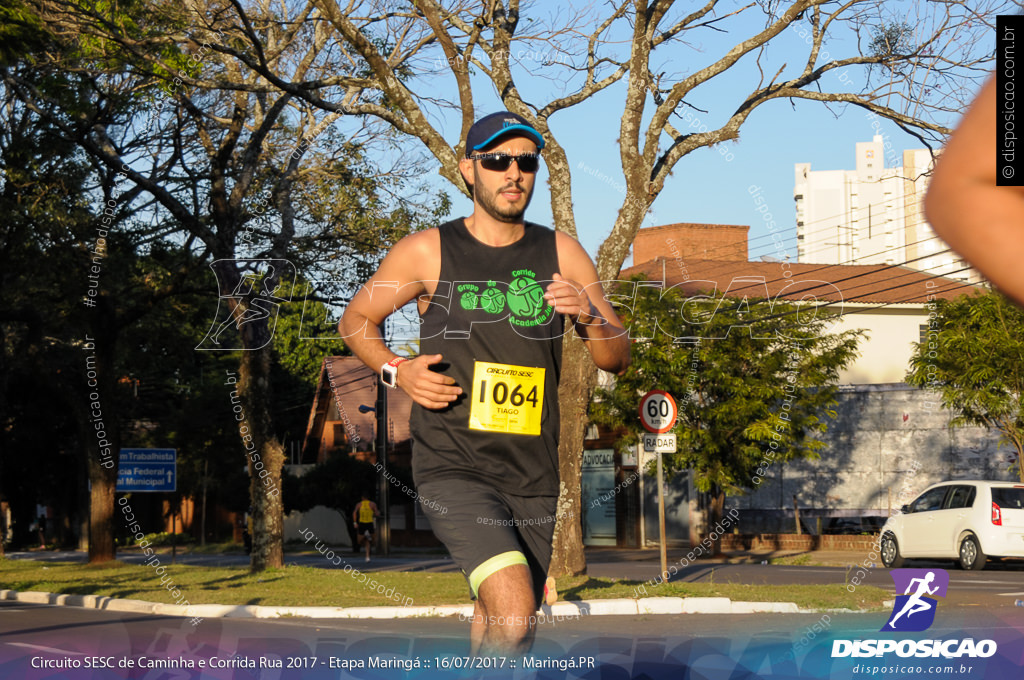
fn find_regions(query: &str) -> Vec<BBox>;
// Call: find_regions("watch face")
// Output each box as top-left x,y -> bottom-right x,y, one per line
382,364 -> 397,387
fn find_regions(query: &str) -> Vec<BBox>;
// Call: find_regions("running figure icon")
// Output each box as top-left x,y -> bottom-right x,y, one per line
886,571 -> 939,628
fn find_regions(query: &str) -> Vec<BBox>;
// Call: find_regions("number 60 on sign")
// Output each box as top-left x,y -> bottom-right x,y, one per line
639,390 -> 677,434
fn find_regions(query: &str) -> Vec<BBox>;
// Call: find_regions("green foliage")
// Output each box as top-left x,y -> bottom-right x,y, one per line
906,289 -> 1024,480
0,0 -> 51,66
1,82 -> 112,548
271,278 -> 347,390
592,277 -> 864,497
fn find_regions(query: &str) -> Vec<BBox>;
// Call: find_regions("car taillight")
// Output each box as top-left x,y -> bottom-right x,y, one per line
992,502 -> 1003,526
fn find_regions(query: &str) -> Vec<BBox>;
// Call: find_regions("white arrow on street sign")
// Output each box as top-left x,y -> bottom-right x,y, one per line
643,433 -> 677,453
639,390 -> 677,433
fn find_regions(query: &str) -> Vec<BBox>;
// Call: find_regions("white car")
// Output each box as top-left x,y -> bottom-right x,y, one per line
879,480 -> 1024,571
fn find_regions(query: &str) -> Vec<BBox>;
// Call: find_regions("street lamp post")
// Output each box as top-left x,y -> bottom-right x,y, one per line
359,385 -> 389,557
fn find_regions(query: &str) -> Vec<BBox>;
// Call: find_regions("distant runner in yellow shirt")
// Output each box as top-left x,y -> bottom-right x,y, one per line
351,495 -> 379,563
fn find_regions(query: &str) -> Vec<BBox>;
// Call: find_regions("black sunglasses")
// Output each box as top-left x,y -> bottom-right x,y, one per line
470,152 -> 541,174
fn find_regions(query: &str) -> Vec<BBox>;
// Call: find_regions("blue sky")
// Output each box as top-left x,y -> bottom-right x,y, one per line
424,3 -> 988,267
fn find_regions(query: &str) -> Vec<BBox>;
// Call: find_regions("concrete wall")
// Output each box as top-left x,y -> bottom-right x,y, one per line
831,306 -> 926,385
283,505 -> 351,545
731,384 -> 1017,533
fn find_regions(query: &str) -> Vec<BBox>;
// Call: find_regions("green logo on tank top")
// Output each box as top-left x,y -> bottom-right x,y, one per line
507,270 -> 552,327
455,272 -> 553,327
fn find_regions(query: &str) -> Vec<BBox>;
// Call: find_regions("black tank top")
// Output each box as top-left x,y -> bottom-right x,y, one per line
410,219 -> 563,496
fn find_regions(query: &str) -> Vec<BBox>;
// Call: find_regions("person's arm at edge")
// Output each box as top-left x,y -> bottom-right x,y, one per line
547,231 -> 631,374
338,230 -> 463,409
926,73 -> 1024,306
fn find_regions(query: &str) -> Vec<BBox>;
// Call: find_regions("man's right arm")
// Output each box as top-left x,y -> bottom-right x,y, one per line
338,230 -> 463,409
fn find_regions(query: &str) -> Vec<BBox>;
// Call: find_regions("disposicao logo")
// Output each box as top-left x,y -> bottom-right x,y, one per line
831,568 -> 997,659
883,568 -> 948,632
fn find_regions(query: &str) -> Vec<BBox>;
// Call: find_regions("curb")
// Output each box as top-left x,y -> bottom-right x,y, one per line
0,589 -> 801,619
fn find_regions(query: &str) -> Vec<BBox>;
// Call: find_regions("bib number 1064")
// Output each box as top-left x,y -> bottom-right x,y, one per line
477,380 -> 538,408
468,361 -> 545,436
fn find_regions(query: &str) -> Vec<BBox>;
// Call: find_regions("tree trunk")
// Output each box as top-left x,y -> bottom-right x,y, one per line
210,259 -> 287,571
709,485 -> 725,557
1015,439 -> 1024,483
87,459 -> 118,562
84,319 -> 120,563
239,343 -> 285,571
692,488 -> 726,559
689,482 -> 706,548
201,459 -> 208,546
549,334 -> 598,577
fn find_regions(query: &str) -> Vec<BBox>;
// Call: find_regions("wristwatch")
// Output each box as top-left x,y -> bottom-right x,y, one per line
381,357 -> 407,388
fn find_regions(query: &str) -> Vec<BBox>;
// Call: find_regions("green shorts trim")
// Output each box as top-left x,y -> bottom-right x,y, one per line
468,550 -> 529,597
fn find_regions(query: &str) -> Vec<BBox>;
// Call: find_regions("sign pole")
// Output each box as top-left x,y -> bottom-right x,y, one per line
639,391 -> 678,585
657,451 -> 667,579
376,376 -> 390,558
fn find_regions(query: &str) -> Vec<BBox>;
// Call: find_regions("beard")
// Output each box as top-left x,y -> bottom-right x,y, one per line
474,177 -> 534,224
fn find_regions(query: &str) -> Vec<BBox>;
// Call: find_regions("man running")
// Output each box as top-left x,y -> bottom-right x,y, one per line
352,494 -> 378,562
339,111 -> 630,654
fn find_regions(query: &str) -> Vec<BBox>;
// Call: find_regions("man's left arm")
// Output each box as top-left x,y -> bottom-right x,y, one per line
546,232 -> 631,374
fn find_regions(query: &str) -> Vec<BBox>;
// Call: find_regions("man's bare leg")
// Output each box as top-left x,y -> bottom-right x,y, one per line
470,563 -> 537,655
469,599 -> 486,654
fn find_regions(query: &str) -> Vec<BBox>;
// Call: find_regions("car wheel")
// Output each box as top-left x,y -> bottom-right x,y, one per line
959,534 -> 986,571
880,532 -> 904,568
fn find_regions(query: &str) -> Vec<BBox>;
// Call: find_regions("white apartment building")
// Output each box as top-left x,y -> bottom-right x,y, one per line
794,136 -> 977,283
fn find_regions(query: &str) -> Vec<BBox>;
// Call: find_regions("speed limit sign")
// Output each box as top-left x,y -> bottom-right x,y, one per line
639,390 -> 677,433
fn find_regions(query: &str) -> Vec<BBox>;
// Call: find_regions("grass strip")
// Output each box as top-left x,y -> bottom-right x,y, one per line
0,558 -> 890,611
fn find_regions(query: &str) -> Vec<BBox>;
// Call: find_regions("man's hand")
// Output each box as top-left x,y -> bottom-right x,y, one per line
398,354 -> 463,409
544,272 -> 601,324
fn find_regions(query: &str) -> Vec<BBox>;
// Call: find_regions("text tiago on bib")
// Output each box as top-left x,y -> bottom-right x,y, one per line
468,361 -> 545,436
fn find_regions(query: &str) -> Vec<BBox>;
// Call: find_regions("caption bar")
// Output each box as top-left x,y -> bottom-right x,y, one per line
998,15 -> 1024,185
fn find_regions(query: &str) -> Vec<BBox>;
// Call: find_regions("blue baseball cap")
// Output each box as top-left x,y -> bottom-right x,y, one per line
465,111 -> 545,155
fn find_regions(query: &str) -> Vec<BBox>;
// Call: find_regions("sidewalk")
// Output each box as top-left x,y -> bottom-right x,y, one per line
584,545 -> 874,568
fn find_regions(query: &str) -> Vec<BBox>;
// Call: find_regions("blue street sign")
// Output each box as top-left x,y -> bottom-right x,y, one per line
116,448 -> 176,492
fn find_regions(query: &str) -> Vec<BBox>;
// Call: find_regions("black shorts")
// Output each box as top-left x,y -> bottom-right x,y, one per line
416,477 -> 557,608
356,522 -> 375,535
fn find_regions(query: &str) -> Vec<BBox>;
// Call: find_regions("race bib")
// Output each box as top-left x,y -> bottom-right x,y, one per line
468,361 -> 545,436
